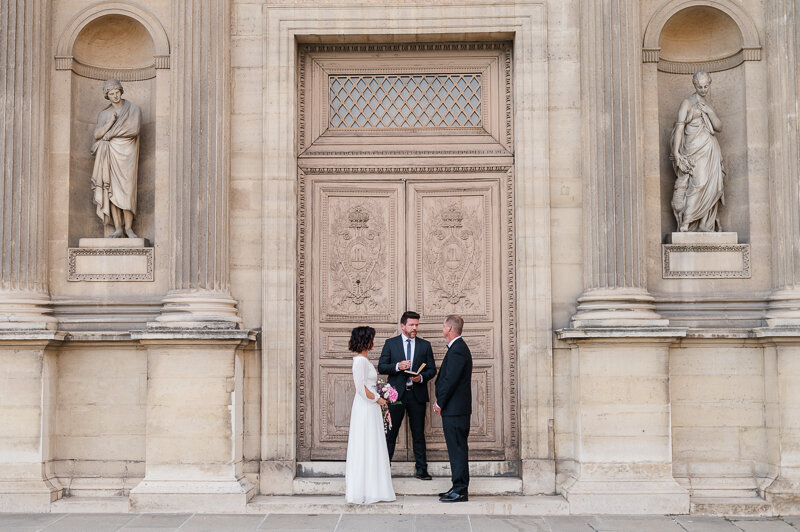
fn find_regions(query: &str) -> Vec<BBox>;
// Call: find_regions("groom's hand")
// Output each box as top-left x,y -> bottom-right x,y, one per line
433,402 -> 441,415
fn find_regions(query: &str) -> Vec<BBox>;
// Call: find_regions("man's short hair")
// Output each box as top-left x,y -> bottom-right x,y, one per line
444,314 -> 464,335
401,311 -> 420,325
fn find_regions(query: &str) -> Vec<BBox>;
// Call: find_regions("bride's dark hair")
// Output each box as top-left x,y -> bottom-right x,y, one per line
348,326 -> 375,353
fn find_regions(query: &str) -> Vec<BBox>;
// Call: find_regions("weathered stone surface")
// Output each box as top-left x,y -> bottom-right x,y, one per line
0,0 -> 799,516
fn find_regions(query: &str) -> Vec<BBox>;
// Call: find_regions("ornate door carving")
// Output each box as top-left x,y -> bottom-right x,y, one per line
296,42 -> 516,463
305,182 -> 405,460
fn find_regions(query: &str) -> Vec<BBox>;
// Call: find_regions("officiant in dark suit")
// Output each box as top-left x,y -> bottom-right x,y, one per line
378,311 -> 437,480
433,314 -> 473,502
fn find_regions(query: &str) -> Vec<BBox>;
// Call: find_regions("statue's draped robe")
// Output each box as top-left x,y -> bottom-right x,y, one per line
91,99 -> 141,225
670,102 -> 725,232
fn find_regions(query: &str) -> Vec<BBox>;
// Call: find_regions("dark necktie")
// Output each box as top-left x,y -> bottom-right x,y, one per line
406,338 -> 411,362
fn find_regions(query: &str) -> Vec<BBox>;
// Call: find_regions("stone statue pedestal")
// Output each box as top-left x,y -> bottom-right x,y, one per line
662,232 -> 750,278
68,238 -> 154,281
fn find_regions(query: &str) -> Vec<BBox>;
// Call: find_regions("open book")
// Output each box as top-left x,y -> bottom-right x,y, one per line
404,362 -> 426,376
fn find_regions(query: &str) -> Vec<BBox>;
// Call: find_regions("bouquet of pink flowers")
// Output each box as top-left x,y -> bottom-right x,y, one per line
376,379 -> 401,434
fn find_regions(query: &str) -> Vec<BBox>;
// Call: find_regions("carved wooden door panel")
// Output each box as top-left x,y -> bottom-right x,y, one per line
407,179 -> 512,461
300,175 -> 515,461
305,180 -> 406,460
296,42 -> 516,463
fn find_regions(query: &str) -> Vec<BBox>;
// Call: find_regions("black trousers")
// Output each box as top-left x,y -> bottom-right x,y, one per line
385,389 -> 428,470
442,414 -> 470,494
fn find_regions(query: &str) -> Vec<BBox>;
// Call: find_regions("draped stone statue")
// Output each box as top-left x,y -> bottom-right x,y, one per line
670,71 -> 725,232
91,78 -> 141,238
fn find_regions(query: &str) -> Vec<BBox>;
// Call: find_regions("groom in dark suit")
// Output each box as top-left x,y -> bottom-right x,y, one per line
378,311 -> 437,480
433,314 -> 472,502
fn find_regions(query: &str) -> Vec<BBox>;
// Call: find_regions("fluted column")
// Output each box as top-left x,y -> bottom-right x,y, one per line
154,0 -> 240,327
0,0 -> 56,330
762,0 -> 800,514
571,0 -> 666,327
765,0 -> 800,327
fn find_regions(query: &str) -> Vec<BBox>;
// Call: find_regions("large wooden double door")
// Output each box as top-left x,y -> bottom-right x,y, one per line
297,170 -> 517,461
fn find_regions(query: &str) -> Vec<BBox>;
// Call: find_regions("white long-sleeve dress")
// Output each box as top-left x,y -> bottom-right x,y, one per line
345,356 -> 396,504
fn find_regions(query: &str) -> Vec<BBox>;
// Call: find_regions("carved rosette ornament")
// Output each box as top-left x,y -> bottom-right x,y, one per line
328,203 -> 388,316
423,202 -> 483,314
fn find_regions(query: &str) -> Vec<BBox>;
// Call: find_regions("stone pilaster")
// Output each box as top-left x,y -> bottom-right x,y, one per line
129,330 -> 255,511
0,334 -> 65,511
571,0 -> 665,327
0,0 -> 56,330
761,2 -> 800,510
153,0 -> 240,327
757,330 -> 800,513
557,329 -> 689,514
765,0 -> 800,327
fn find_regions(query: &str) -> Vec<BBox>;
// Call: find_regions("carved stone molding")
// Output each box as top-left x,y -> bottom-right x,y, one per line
301,165 -> 512,175
642,0 -> 762,64
68,247 -> 154,282
61,59 -> 157,81
656,49 -> 748,74
54,1 -> 170,72
662,244 -> 751,278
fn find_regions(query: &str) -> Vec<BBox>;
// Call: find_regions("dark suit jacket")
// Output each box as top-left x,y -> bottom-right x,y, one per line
378,335 -> 437,402
435,337 -> 473,416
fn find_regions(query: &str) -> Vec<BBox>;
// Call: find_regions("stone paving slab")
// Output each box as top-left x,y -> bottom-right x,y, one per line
1,513 -> 800,531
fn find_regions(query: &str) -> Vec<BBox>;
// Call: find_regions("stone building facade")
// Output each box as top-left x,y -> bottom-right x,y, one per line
1,0 -> 799,515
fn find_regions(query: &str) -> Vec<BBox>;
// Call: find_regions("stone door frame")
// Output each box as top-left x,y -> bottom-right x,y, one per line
261,1 -> 554,494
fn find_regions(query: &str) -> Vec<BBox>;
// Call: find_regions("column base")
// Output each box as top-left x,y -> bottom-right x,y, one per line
766,288 -> 800,327
562,478 -> 689,514
522,459 -> 556,495
129,478 -> 254,512
152,290 -> 242,328
764,476 -> 800,514
571,288 -> 668,327
0,479 -> 62,512
260,460 -> 295,495
0,292 -> 57,330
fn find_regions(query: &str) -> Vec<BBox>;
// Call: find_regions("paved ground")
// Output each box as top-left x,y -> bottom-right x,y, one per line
1,514 -> 800,531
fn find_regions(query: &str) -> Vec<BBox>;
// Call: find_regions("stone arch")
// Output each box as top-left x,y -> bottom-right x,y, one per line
55,1 -> 170,78
643,0 -> 761,65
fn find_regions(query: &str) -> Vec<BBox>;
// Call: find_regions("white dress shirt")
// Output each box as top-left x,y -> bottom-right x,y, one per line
396,334 -> 423,384
447,336 -> 462,349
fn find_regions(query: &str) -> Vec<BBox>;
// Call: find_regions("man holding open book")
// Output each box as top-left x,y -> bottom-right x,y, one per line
378,311 -> 437,480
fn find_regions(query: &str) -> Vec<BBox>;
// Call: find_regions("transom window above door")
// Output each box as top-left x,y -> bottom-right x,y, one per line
298,42 -> 513,158
328,73 -> 483,129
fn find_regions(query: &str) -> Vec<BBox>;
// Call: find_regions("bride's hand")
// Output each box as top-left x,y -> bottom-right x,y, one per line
377,397 -> 387,407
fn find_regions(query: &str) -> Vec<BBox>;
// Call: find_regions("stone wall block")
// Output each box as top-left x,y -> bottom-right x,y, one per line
0,340 -> 64,511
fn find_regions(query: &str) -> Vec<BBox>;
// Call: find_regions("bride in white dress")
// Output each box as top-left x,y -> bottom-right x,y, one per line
345,326 -> 396,504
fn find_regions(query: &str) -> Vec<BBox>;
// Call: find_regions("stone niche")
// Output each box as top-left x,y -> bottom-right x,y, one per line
657,6 -> 749,241
66,14 -> 156,246
647,3 -> 761,280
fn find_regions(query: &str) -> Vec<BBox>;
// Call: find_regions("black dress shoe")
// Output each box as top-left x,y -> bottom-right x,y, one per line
438,489 -> 453,497
439,491 -> 468,502
415,469 -> 432,480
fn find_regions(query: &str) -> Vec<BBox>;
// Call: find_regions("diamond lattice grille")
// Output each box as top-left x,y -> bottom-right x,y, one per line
328,74 -> 482,129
